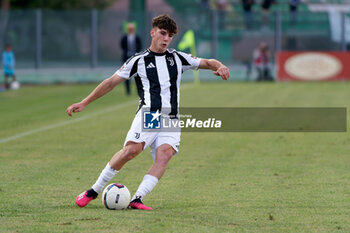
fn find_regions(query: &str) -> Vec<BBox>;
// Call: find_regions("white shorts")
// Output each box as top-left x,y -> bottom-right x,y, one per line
123,110 -> 181,161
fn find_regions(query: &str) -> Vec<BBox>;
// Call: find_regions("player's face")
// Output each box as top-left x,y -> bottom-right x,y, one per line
150,27 -> 174,53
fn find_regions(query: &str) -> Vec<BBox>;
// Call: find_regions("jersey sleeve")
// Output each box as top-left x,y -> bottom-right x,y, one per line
176,51 -> 201,72
114,56 -> 139,80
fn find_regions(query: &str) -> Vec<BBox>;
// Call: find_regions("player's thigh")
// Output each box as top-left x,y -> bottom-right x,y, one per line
124,110 -> 158,150
150,133 -> 180,161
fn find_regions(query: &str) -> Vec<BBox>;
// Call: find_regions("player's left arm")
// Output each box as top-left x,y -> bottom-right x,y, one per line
198,59 -> 230,80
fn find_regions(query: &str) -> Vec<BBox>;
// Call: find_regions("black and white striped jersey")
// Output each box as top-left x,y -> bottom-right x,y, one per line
115,48 -> 201,116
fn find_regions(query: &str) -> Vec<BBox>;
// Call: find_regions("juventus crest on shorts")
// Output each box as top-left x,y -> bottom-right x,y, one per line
116,48 -> 201,117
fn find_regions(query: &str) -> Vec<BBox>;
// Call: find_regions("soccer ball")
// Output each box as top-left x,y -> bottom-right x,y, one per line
102,183 -> 130,210
11,81 -> 20,90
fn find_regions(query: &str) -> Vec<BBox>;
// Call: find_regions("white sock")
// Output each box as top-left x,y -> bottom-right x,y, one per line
91,163 -> 118,194
132,174 -> 159,201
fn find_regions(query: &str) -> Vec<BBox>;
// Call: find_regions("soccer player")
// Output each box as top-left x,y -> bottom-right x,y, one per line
66,14 -> 230,210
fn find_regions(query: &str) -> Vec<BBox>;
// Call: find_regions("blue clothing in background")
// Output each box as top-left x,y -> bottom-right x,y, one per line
2,51 -> 15,75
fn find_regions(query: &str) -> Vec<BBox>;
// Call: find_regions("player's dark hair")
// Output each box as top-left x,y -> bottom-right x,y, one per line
152,14 -> 178,36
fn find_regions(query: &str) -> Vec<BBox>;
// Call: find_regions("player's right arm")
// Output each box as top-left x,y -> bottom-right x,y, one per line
66,73 -> 125,116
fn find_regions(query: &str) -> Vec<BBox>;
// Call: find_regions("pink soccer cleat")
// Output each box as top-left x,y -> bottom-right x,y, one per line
128,197 -> 152,210
76,190 -> 97,207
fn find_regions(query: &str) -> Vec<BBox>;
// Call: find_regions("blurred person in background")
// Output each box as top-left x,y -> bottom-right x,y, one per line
253,42 -> 273,81
289,0 -> 301,26
200,0 -> 210,10
261,0 -> 275,30
67,14 -> 230,210
199,0 -> 210,25
120,22 -> 142,95
216,0 -> 230,29
241,0 -> 254,30
2,43 -> 17,90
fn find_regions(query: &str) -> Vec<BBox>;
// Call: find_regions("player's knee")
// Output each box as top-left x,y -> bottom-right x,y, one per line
122,145 -> 141,161
156,149 -> 173,166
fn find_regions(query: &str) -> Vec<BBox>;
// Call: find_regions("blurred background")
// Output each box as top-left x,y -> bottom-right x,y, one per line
0,0 -> 349,84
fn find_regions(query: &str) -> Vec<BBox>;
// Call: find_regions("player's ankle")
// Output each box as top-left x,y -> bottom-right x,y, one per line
86,188 -> 98,198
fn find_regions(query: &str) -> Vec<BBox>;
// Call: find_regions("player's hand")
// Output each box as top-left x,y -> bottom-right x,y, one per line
66,102 -> 86,117
213,66 -> 230,80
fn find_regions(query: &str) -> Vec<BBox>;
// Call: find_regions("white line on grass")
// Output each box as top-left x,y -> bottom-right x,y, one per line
0,85 -> 194,144
0,99 -> 136,144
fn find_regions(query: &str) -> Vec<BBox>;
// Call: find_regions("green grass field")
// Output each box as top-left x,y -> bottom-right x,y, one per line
1,81 -> 350,233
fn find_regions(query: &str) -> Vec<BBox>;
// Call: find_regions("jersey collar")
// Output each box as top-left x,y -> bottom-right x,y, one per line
147,49 -> 167,56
